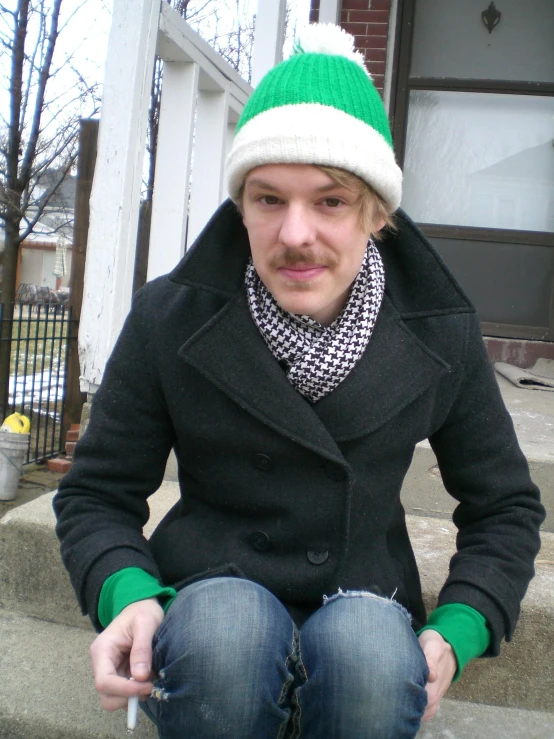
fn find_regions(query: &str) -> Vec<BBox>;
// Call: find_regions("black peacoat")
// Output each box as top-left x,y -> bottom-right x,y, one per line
54,202 -> 545,654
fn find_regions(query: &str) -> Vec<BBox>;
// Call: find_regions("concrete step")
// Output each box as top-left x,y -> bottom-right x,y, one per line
0,607 -> 552,739
418,701 -> 554,739
402,373 -> 554,532
1,482 -> 553,713
0,609 -> 156,739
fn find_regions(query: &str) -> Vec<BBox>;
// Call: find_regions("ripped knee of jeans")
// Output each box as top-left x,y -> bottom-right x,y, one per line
150,669 -> 170,702
322,587 -> 412,625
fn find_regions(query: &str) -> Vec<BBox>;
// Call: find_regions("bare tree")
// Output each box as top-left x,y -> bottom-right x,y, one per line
0,0 -> 101,407
0,0 -> 101,303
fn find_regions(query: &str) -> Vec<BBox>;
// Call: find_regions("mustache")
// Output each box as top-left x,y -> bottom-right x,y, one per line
268,247 -> 338,269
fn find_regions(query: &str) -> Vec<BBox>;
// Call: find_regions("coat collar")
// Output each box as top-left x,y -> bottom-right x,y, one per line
171,200 -> 473,455
169,199 -> 475,317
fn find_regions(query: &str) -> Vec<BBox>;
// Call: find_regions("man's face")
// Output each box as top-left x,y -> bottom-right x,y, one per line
242,164 -> 384,326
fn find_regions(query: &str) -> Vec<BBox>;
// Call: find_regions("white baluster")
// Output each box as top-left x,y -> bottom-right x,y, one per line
148,61 -> 199,280
187,88 -> 230,247
251,0 -> 287,87
318,0 -> 340,25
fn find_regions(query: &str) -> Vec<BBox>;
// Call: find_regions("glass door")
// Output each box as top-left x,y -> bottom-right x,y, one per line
391,0 -> 554,339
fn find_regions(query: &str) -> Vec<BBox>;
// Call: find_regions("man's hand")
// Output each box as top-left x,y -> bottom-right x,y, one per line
418,629 -> 457,722
90,598 -> 164,712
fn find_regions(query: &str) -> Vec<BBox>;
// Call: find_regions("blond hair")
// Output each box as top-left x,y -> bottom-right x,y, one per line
237,166 -> 396,241
316,166 -> 396,240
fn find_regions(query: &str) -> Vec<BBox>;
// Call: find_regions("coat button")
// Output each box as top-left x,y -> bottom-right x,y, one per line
253,453 -> 274,472
250,531 -> 271,552
324,462 -> 346,482
307,550 -> 329,565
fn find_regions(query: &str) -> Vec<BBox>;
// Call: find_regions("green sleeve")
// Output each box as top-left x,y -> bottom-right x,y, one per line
98,567 -> 177,628
417,603 -> 491,681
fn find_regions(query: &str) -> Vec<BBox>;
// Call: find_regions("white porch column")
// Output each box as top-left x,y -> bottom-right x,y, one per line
251,0 -> 287,87
187,88 -> 230,247
147,61 -> 199,280
318,0 -> 341,25
79,0 -> 160,393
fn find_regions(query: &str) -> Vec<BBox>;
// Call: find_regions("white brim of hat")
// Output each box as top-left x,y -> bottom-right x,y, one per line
226,103 -> 402,212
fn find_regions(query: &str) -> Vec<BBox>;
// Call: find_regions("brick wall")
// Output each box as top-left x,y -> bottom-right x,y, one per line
310,1 -> 393,96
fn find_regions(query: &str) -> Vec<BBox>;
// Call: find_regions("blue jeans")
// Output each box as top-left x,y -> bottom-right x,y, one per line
142,577 -> 428,738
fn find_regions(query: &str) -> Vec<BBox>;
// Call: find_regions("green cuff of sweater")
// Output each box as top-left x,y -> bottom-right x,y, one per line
98,567 -> 177,628
417,604 -> 491,681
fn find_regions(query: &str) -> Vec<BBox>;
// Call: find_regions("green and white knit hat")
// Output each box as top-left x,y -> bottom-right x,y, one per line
226,23 -> 402,212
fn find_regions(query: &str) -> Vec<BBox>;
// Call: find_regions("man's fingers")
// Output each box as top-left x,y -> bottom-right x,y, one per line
418,630 -> 457,724
422,650 -> 438,682
422,679 -> 441,722
422,700 -> 439,722
94,668 -> 153,699
90,599 -> 164,712
426,661 -> 438,682
100,694 -> 133,713
99,681 -> 154,713
129,613 -> 158,681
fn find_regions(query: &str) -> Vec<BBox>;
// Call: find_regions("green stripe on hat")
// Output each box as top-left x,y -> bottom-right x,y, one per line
226,23 -> 402,210
236,53 -> 392,147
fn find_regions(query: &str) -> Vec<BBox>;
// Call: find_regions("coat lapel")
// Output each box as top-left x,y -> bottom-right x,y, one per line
179,289 -> 449,454
178,285 -> 346,465
312,295 -> 450,441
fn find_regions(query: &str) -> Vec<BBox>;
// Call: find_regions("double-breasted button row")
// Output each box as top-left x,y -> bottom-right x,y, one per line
307,550 -> 329,565
324,461 -> 347,482
249,532 -> 329,565
252,453 -> 274,472
249,531 -> 271,552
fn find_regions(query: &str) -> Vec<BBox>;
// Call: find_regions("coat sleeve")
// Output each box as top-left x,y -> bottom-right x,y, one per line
428,313 -> 545,656
53,285 -> 176,631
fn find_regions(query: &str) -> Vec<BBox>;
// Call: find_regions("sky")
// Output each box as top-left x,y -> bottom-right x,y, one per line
0,1 -> 112,132
0,0 -> 312,134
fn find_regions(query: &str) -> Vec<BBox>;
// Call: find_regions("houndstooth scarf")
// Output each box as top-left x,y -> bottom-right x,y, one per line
245,241 -> 385,403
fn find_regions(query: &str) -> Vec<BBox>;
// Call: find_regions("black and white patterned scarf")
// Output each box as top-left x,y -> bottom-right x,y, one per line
245,241 -> 385,403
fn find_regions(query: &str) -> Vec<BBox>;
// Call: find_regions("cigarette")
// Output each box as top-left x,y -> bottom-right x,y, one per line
127,678 -> 139,733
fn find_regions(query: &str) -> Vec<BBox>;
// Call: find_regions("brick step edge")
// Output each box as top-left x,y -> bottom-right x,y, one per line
47,456 -> 72,473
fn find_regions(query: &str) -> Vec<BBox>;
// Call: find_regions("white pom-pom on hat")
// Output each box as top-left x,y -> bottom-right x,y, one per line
293,22 -> 371,78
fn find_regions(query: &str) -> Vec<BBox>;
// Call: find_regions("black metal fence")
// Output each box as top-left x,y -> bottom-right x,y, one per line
0,303 -> 77,464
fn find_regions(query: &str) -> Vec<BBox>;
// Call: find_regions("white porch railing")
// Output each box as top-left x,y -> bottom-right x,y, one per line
79,0 -> 340,394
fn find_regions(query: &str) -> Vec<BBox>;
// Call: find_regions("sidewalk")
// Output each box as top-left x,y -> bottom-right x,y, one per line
0,462 -> 64,520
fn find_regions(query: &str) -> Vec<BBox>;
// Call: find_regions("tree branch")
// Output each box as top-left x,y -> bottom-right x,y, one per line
19,149 -> 76,242
7,0 -> 29,194
18,0 -> 63,189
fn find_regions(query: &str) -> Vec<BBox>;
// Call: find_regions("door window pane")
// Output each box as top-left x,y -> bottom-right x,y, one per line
410,0 -> 554,83
401,91 -> 554,232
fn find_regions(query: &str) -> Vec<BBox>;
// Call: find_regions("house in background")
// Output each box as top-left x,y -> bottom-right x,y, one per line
0,169 -> 75,294
310,0 -> 554,363
16,239 -> 72,292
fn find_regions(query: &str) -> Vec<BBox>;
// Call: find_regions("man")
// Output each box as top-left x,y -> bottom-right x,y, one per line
54,24 -> 544,739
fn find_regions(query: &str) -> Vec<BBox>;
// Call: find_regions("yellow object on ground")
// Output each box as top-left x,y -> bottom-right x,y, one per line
0,412 -> 31,434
